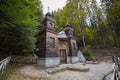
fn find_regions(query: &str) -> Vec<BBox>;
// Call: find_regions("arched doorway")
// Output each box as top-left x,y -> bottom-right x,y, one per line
60,49 -> 67,63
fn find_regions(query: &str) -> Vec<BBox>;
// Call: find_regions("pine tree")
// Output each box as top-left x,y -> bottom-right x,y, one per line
0,0 -> 43,55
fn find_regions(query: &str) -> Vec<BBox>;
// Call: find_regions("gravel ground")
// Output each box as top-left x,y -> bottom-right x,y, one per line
53,62 -> 113,80
105,73 -> 113,80
8,62 -> 113,80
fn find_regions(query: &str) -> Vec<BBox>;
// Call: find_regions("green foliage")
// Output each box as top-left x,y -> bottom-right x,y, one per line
101,0 -> 120,47
54,0 -> 90,48
54,0 -> 119,48
82,45 -> 93,61
0,0 -> 43,55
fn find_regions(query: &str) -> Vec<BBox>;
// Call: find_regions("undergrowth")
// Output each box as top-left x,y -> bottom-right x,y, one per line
0,63 -> 25,80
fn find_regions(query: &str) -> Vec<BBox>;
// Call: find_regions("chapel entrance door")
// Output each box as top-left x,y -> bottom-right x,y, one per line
60,49 -> 67,63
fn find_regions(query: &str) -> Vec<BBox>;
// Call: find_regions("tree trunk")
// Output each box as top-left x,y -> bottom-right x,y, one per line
112,30 -> 118,47
82,32 -> 86,49
82,25 -> 86,49
78,17 -> 86,49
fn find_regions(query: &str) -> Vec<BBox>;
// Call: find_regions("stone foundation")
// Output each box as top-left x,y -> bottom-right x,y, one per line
37,57 -> 60,68
46,57 -> 60,67
37,56 -> 79,67
67,56 -> 79,63
67,57 -> 72,63
72,56 -> 79,63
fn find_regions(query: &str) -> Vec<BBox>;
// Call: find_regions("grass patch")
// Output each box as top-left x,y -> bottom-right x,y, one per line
0,63 -> 26,80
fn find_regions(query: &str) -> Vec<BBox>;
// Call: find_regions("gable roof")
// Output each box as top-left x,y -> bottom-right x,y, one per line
57,31 -> 68,38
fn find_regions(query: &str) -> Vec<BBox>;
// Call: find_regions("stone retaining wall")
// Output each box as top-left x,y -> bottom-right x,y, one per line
11,55 -> 36,64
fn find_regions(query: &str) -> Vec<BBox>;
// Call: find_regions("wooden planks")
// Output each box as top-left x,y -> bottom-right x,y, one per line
110,56 -> 120,80
0,56 -> 11,76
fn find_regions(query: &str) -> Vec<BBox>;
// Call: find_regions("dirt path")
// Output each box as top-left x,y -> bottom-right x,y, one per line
7,62 -> 113,80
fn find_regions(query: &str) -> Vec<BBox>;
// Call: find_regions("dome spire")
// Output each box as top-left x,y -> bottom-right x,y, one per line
63,22 -> 73,32
45,6 -> 51,17
48,6 -> 50,12
66,22 -> 71,27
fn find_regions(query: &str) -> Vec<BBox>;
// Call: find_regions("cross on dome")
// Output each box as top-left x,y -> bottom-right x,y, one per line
48,6 -> 50,12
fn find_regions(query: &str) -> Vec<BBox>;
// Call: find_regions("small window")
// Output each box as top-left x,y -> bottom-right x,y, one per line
49,23 -> 53,26
48,23 -> 53,28
50,37 -> 55,48
73,43 -> 76,50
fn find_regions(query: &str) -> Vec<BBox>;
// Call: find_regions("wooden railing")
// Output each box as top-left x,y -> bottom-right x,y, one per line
0,56 -> 11,76
110,56 -> 120,80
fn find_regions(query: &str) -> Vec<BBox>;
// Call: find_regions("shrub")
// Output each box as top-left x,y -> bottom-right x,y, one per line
82,45 -> 93,61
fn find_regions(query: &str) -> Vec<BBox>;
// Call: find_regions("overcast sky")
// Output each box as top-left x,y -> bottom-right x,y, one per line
41,0 -> 67,14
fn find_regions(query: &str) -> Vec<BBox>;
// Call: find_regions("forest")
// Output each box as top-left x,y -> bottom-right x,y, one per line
54,0 -> 120,49
0,0 -> 120,56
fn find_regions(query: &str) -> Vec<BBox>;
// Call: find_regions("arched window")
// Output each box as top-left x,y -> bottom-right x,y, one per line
73,42 -> 76,50
50,37 -> 55,48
